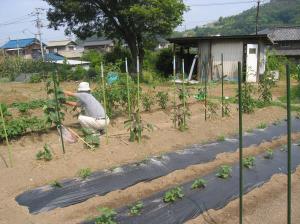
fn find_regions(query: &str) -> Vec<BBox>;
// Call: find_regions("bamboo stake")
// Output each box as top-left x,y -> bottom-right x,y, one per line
52,71 -> 65,154
238,62 -> 243,224
0,103 -> 12,167
137,56 -> 141,143
101,63 -> 109,144
182,58 -> 186,128
125,57 -> 131,118
173,52 -> 177,128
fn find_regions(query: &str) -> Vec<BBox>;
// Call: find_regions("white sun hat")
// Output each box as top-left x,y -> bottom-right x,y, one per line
77,82 -> 91,92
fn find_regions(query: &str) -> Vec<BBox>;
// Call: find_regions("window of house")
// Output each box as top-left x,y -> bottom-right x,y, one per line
249,48 -> 257,54
281,41 -> 290,48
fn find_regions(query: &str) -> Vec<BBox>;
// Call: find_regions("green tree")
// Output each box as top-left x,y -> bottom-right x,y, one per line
45,0 -> 187,70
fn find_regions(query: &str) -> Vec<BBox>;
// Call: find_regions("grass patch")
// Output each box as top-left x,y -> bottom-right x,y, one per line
78,168 -> 92,179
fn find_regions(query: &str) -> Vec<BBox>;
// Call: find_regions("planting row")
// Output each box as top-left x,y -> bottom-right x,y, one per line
83,144 -> 300,224
16,118 -> 300,214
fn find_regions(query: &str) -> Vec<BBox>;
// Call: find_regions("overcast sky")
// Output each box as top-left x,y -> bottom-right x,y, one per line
0,0 -> 267,46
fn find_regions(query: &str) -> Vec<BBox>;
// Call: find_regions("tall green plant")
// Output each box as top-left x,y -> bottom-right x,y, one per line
239,82 -> 256,114
258,72 -> 276,105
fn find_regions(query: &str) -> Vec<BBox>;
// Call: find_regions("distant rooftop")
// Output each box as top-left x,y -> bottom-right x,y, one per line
258,26 -> 300,41
83,39 -> 113,47
47,40 -> 77,47
0,38 -> 45,49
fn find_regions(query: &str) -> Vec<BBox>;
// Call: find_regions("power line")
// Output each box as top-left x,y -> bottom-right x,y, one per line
188,0 -> 256,7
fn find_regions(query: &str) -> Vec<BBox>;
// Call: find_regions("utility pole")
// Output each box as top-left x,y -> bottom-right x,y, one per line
256,0 -> 261,35
33,8 -> 45,61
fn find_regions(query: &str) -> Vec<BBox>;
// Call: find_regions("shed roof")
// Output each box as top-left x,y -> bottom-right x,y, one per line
45,52 -> 65,61
167,34 -> 273,47
47,40 -> 77,47
1,38 -> 44,49
258,26 -> 300,41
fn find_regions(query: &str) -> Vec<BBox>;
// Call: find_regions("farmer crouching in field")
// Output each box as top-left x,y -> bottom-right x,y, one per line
63,82 -> 109,135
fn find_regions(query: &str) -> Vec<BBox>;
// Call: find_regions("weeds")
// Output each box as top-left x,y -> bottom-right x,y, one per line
243,156 -> 256,169
156,91 -> 169,109
163,187 -> 184,203
95,207 -> 117,224
129,201 -> 144,216
216,165 -> 232,179
36,144 -> 53,161
78,168 -> 92,179
191,178 -> 207,189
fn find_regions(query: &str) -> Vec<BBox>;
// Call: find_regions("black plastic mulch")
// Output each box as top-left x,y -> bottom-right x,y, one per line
16,119 -> 300,214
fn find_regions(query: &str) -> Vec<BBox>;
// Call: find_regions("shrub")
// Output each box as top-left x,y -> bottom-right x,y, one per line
163,187 -> 184,203
156,91 -> 169,109
36,144 -> 53,161
156,47 -> 173,78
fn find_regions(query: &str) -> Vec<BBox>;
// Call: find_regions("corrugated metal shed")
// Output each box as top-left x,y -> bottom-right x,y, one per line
1,38 -> 44,49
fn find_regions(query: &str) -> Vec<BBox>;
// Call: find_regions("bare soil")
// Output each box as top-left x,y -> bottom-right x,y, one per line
0,81 -> 296,224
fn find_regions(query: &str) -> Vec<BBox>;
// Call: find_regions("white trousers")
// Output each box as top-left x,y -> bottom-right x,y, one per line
78,115 -> 110,132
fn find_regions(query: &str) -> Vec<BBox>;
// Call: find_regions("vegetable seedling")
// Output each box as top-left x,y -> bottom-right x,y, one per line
191,178 -> 207,189
129,201 -> 144,216
36,144 -> 53,161
78,168 -> 92,179
163,187 -> 184,203
257,123 -> 267,129
216,165 -> 232,179
95,207 -> 117,224
217,135 -> 225,142
264,149 -> 274,159
50,180 -> 63,188
243,156 -> 256,169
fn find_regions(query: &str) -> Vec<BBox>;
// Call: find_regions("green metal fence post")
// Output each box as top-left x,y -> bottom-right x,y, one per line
238,62 -> 243,224
0,103 -> 13,167
286,64 -> 292,224
173,52 -> 177,128
137,56 -> 141,143
52,71 -> 65,154
221,54 -> 224,117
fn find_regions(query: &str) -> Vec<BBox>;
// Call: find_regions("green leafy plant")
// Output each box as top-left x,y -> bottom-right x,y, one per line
156,91 -> 169,109
191,178 -> 207,189
238,82 -> 256,114
257,123 -> 267,129
194,88 -> 206,101
124,111 -> 153,143
95,207 -> 117,224
50,180 -> 63,188
36,144 -> 53,161
78,168 -> 92,179
11,99 -> 46,113
142,93 -> 155,112
258,72 -> 276,105
0,103 -> 11,117
129,201 -> 144,216
163,187 -> 184,203
172,87 -> 190,131
216,165 -> 232,179
243,156 -> 256,169
43,79 -> 66,126
81,128 -> 100,149
222,98 -> 231,117
264,149 -> 274,159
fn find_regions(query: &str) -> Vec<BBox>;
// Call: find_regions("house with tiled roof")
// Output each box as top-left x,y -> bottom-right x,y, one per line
258,26 -> 300,63
46,40 -> 83,60
0,38 -> 45,59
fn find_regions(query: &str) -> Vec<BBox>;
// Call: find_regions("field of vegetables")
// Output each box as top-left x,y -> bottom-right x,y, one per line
1,77 -> 300,224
